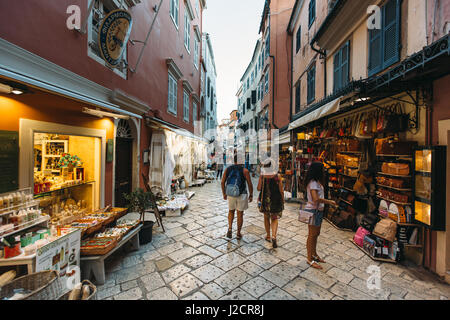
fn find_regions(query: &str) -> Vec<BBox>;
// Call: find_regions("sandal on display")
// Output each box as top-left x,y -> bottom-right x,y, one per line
307,260 -> 323,270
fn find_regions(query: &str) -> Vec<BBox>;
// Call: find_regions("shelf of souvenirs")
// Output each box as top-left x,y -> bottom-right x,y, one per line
337,151 -> 363,155
0,201 -> 40,217
377,172 -> 411,179
339,173 -> 358,179
34,180 -> 95,198
375,184 -> 412,192
376,195 -> 411,206
376,154 -> 413,159
0,215 -> 50,239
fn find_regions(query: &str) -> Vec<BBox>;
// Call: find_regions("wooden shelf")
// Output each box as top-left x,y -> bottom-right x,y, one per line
403,244 -> 423,248
377,172 -> 411,178
34,180 -> 95,198
0,216 -> 50,238
376,154 -> 412,159
339,173 -> 358,179
376,184 -> 412,192
376,195 -> 411,206
338,151 -> 362,155
350,240 -> 397,264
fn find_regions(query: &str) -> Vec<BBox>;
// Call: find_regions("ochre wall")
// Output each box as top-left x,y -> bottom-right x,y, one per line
0,90 -> 114,205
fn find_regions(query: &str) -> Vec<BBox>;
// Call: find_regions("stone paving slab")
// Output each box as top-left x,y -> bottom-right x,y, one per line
97,180 -> 450,300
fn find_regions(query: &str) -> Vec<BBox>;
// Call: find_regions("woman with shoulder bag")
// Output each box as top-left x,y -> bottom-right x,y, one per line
257,160 -> 284,248
303,162 -> 337,269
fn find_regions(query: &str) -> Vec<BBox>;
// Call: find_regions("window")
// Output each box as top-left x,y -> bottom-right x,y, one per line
295,81 -> 301,113
195,0 -> 200,16
368,0 -> 401,76
168,73 -> 178,115
210,89 -> 214,111
194,38 -> 199,69
170,0 -> 179,28
207,78 -> 210,97
247,78 -> 250,91
183,90 -> 190,122
296,27 -> 302,53
334,41 -> 350,92
308,0 -> 316,29
184,9 -> 191,53
251,71 -> 254,84
307,64 -> 316,104
193,101 -> 198,123
264,72 -> 269,94
260,82 -> 263,100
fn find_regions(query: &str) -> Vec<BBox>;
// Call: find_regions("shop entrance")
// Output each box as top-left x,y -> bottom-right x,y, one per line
115,120 -> 133,208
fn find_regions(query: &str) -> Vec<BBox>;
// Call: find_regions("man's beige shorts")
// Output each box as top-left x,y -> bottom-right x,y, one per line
228,194 -> 249,212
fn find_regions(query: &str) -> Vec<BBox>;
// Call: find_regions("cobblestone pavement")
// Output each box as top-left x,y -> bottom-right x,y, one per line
98,179 -> 450,300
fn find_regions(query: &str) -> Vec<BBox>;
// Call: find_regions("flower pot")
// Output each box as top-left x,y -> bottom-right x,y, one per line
139,221 -> 154,245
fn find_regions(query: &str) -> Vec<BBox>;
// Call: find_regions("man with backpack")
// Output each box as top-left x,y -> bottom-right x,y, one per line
221,153 -> 253,240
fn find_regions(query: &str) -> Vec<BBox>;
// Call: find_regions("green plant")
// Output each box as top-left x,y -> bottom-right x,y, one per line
123,188 -> 154,222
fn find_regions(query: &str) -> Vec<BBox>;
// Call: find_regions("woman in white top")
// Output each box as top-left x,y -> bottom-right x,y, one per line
303,162 -> 337,270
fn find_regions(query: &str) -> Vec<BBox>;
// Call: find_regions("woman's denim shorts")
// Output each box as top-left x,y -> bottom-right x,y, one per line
304,209 -> 324,227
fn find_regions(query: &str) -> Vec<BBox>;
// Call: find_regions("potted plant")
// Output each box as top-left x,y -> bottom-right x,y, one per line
123,188 -> 155,245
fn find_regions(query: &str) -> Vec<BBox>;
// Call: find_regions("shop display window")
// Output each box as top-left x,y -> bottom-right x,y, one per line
33,133 -> 101,223
413,146 -> 446,231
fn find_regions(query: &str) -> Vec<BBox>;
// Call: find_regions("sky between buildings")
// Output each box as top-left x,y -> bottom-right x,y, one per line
203,0 -> 266,123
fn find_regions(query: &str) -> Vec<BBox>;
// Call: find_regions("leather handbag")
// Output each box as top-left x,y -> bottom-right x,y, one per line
378,200 -> 389,218
382,163 -> 410,176
347,139 -> 360,152
389,178 -> 405,188
361,212 -> 380,232
393,192 -> 410,204
373,218 -> 397,242
354,227 -> 370,247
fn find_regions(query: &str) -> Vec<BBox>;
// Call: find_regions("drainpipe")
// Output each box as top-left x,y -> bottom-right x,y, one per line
270,55 -> 279,129
311,42 -> 327,98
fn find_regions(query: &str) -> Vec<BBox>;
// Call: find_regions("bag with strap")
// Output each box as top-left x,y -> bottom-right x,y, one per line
298,202 -> 315,225
226,165 -> 245,197
354,227 -> 371,247
373,218 -> 397,242
257,177 -> 265,212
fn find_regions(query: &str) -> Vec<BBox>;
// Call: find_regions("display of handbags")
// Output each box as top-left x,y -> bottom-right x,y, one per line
360,211 -> 380,232
377,188 -> 411,203
373,218 -> 397,242
354,227 -> 370,247
381,162 -> 410,176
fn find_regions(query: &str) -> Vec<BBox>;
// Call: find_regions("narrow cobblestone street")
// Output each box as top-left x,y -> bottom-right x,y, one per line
97,179 -> 450,300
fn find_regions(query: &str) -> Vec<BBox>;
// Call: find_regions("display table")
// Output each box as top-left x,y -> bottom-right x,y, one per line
0,252 -> 36,274
80,224 -> 142,285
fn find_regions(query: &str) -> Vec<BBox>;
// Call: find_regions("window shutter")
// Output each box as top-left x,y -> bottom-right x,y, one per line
295,83 -> 301,113
341,41 -> 349,89
368,28 -> 382,76
296,27 -> 301,53
383,0 -> 400,68
333,50 -> 341,92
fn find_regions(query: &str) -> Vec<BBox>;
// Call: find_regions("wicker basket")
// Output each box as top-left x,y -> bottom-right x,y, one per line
80,238 -> 118,256
0,270 -> 62,300
58,280 -> 97,300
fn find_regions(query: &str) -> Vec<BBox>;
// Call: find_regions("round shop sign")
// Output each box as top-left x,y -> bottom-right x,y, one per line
98,9 -> 133,68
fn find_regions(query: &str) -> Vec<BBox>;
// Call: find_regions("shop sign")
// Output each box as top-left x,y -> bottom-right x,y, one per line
36,229 -> 81,294
98,9 -> 133,68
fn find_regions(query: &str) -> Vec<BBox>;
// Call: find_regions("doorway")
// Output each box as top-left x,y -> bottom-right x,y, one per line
115,120 -> 133,207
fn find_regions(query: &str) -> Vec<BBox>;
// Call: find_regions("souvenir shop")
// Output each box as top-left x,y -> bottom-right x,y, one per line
0,78 -> 147,296
288,93 -> 446,265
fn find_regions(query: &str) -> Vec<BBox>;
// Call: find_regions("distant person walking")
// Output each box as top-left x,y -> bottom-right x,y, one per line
216,162 -> 224,180
221,153 -> 253,240
303,162 -> 337,269
257,160 -> 284,248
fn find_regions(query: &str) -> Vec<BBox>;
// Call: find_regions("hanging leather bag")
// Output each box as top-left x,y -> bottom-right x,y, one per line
373,218 -> 397,242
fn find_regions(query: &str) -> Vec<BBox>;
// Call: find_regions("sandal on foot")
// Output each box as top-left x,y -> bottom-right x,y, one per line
236,233 -> 243,240
272,238 -> 278,248
265,236 -> 272,242
313,255 -> 326,263
307,260 -> 323,270
226,230 -> 232,239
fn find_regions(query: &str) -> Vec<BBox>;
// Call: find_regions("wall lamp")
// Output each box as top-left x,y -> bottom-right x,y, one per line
0,83 -> 24,95
82,107 -> 130,120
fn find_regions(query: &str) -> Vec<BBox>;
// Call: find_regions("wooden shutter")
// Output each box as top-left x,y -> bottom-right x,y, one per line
333,50 -> 341,92
368,28 -> 382,76
296,27 -> 301,53
341,41 -> 350,88
383,0 -> 400,68
295,82 -> 301,113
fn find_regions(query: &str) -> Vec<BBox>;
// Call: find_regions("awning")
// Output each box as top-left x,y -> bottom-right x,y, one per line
147,119 -> 208,144
288,97 -> 342,131
278,132 -> 291,145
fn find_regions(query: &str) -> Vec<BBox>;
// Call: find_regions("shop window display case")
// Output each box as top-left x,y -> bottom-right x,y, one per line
413,146 -> 446,231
